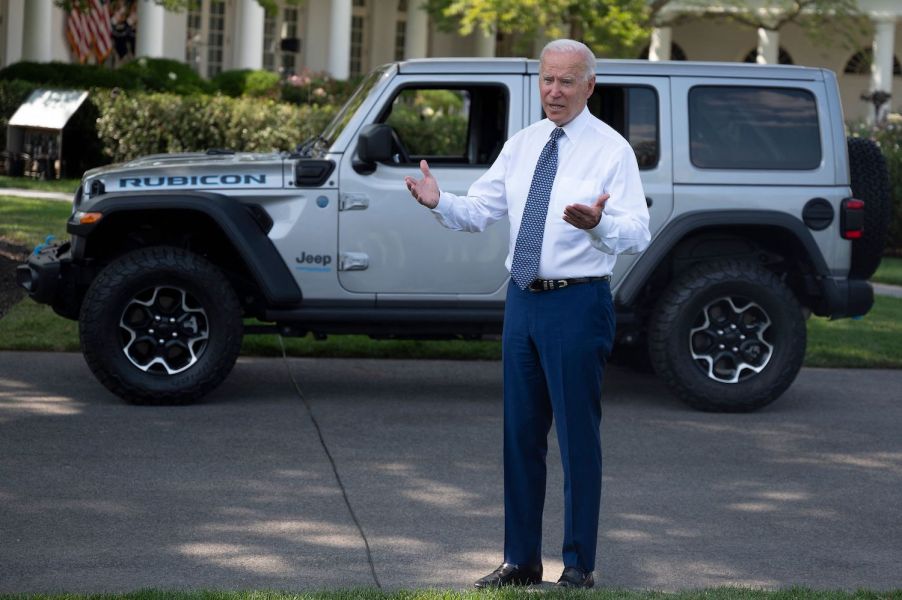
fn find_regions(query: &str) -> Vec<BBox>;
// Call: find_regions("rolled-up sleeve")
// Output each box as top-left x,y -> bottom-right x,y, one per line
586,145 -> 651,255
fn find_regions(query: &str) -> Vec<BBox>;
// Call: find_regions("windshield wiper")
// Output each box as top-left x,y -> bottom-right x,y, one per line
296,134 -> 328,156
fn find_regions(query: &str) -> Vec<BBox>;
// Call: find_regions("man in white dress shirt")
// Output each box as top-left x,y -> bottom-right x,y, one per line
405,39 -> 650,589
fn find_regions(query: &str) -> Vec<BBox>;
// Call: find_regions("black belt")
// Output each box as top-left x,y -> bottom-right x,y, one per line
527,275 -> 611,292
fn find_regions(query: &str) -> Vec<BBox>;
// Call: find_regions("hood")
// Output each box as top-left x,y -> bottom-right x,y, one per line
82,151 -> 287,199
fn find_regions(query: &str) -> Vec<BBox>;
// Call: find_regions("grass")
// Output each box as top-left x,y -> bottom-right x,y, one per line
0,174 -> 81,195
871,256 -> 902,287
3,295 -> 901,368
1,195 -> 899,368
0,195 -> 71,248
805,294 -> 902,368
0,589 -> 900,600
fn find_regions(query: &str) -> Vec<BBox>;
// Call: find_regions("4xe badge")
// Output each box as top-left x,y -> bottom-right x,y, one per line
295,252 -> 332,272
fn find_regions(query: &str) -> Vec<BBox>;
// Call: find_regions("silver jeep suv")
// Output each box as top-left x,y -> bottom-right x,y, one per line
18,58 -> 890,412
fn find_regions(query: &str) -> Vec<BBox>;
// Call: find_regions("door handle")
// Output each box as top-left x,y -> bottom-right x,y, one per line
340,193 -> 369,211
339,252 -> 369,271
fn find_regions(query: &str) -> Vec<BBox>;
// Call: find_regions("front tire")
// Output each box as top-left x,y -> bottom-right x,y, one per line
648,260 -> 806,412
79,247 -> 243,405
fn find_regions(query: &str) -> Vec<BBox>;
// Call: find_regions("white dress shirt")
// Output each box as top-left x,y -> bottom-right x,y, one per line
432,106 -> 651,280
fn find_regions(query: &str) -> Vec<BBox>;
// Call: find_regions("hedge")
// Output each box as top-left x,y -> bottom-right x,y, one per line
93,90 -> 337,162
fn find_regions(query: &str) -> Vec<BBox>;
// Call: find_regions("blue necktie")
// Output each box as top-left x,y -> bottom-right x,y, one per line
510,127 -> 565,290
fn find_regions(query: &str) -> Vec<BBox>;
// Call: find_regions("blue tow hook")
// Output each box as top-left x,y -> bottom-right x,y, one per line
32,234 -> 56,256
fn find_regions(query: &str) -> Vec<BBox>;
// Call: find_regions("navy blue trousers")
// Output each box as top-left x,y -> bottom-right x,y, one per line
502,279 -> 615,573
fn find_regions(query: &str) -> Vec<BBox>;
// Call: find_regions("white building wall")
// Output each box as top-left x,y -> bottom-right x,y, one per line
304,0 -> 330,73
369,0 -> 397,66
3,0 -> 25,66
163,10 -> 188,61
50,3 -> 69,62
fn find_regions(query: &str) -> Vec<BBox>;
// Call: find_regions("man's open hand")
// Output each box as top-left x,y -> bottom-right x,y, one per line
563,193 -> 609,230
404,160 -> 440,209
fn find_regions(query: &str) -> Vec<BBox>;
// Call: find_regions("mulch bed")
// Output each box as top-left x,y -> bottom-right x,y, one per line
0,238 -> 28,320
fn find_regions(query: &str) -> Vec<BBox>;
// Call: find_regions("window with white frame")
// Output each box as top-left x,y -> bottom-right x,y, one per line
350,0 -> 370,77
264,4 -> 304,76
395,0 -> 407,61
186,0 -> 228,77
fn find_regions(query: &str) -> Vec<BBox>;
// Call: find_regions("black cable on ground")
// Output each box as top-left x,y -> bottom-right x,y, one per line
278,336 -> 382,589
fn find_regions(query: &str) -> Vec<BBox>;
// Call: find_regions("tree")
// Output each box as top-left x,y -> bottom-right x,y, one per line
658,0 -> 866,49
424,0 -> 865,59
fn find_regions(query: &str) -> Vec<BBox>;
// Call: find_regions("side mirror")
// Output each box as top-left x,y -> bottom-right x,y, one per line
353,124 -> 394,174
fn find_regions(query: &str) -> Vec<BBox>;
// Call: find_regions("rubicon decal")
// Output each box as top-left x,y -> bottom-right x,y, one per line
119,174 -> 267,188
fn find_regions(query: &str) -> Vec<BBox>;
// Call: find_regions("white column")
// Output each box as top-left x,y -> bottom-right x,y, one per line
23,0 -> 53,62
233,0 -> 264,69
328,0 -> 352,79
871,18 -> 897,123
305,0 -> 331,72
4,0 -> 25,66
649,27 -> 671,61
474,28 -> 495,58
370,0 -> 397,65
135,0 -> 166,58
404,0 -> 429,59
757,28 -> 779,64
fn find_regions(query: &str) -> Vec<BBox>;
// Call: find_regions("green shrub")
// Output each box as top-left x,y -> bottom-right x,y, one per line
210,69 -> 253,97
94,90 -> 337,162
280,71 -> 361,106
850,118 -> 902,253
244,70 -> 281,98
0,61 -> 135,89
0,79 -> 38,150
117,57 -> 212,94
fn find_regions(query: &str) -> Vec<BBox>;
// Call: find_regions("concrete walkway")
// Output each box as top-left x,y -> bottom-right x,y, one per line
1,352 -> 901,593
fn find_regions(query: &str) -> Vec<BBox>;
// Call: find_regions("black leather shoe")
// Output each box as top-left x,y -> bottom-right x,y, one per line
556,566 -> 594,588
474,563 -> 543,588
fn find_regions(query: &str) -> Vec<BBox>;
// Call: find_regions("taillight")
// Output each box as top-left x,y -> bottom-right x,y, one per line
841,198 -> 864,240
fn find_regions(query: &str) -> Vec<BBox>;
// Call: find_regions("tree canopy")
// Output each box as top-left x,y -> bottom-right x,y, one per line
424,0 -> 865,58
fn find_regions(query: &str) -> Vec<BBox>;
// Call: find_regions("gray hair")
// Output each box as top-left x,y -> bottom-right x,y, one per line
540,39 -> 596,81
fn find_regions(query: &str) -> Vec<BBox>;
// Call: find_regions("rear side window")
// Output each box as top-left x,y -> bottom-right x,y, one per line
588,85 -> 659,169
689,86 -> 821,170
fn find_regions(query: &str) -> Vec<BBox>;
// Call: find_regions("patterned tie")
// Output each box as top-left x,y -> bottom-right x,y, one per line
510,127 -> 565,290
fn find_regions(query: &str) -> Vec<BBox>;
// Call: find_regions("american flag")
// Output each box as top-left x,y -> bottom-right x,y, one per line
66,0 -> 112,63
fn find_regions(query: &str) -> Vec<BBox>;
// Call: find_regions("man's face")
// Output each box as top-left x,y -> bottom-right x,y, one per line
540,51 -> 595,127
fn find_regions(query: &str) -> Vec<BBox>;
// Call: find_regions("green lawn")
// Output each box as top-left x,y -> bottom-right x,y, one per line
2,196 -> 900,368
0,174 -> 81,195
872,256 -> 902,287
2,295 -> 901,368
0,195 -> 71,248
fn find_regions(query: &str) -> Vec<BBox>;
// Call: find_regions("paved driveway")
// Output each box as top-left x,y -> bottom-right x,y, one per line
1,352 -> 900,592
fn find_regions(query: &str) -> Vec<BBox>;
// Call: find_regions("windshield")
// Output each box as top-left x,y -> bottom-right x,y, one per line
319,65 -> 391,149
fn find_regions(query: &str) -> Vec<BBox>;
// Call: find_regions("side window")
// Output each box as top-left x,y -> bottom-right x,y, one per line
381,85 -> 508,166
588,85 -> 659,169
689,86 -> 821,170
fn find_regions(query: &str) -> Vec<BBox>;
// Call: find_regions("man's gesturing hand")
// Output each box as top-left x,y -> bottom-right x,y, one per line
404,160 -> 440,209
563,193 -> 609,230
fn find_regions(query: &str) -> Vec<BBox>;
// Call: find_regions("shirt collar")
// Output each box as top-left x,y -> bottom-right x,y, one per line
558,105 -> 591,143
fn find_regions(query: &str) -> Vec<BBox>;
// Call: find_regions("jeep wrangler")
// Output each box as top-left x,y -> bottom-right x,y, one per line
17,58 -> 890,412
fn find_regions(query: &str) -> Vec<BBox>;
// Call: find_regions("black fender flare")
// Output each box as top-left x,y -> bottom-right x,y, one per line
616,209 -> 830,308
70,191 -> 302,305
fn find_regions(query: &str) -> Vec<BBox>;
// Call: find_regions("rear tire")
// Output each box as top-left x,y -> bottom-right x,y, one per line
847,136 -> 892,279
648,260 -> 805,412
79,247 -> 243,405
